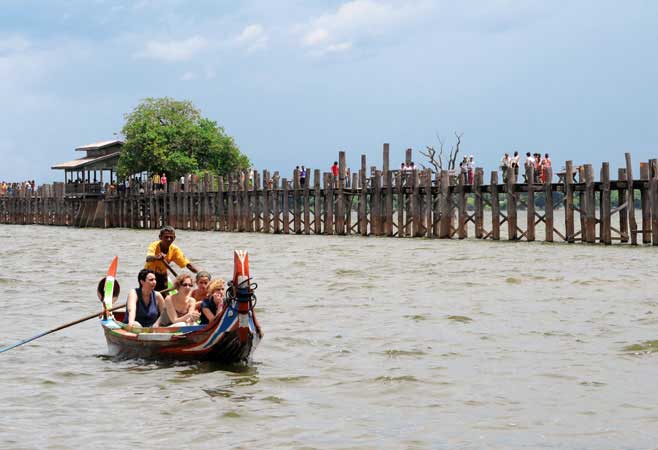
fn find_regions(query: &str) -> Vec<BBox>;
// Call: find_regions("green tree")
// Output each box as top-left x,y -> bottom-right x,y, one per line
117,97 -> 250,179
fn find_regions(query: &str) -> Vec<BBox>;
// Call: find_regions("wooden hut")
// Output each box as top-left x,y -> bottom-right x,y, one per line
51,140 -> 122,197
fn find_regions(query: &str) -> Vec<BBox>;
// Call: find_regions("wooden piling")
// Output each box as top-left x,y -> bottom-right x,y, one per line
439,170 -> 450,238
564,160 -> 575,243
526,166 -> 535,242
314,169 -> 322,235
506,167 -> 517,240
600,163 -> 611,244
640,162 -> 651,244
544,167 -> 553,242
625,153 -> 638,245
650,159 -> 658,246
490,171 -> 500,240
618,168 -> 629,243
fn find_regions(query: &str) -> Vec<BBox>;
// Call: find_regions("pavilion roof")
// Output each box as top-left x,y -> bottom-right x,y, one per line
75,139 -> 123,151
51,151 -> 120,170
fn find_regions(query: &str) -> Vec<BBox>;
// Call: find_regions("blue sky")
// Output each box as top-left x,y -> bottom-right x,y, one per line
1,0 -> 657,183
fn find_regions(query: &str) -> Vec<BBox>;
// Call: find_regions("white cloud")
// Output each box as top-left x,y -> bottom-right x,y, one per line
302,29 -> 329,47
235,24 -> 268,52
138,35 -> 208,62
298,0 -> 429,54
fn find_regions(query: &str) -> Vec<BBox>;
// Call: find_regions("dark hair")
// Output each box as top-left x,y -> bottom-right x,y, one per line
159,225 -> 175,237
138,269 -> 155,283
196,270 -> 212,281
334,161 -> 338,165
97,277 -> 120,298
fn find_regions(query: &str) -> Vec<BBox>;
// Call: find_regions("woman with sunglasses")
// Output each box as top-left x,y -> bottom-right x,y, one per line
158,273 -> 200,327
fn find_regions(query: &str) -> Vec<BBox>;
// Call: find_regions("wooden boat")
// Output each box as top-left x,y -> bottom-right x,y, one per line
99,251 -> 262,362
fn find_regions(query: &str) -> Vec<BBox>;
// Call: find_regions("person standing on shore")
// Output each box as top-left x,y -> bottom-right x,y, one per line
144,226 -> 199,292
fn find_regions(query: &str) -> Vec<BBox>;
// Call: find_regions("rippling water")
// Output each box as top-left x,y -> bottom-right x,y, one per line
1,223 -> 658,449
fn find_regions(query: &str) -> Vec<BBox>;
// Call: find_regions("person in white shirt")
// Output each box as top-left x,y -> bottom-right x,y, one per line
500,153 -> 510,182
524,152 -> 535,182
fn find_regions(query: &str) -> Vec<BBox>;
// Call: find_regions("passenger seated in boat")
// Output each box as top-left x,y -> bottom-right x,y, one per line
200,279 -> 226,325
158,273 -> 200,327
96,277 -> 120,305
191,271 -> 212,309
125,269 -> 165,328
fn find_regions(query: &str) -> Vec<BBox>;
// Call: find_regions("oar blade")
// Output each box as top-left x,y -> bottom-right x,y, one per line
103,256 -> 119,314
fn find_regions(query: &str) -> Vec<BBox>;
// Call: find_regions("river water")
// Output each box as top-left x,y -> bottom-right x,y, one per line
1,222 -> 658,449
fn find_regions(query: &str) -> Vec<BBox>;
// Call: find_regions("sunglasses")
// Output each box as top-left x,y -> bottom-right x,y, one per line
181,283 -> 193,288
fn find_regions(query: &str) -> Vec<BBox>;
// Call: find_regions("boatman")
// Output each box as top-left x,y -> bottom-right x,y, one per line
145,226 -> 199,291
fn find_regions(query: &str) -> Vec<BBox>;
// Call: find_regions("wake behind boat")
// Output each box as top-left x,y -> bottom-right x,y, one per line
99,251 -> 262,362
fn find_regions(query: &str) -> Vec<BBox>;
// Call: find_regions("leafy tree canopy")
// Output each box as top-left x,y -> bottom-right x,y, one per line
117,97 -> 250,179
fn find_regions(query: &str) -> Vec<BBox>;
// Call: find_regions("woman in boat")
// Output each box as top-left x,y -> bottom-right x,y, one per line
200,279 -> 226,325
158,273 -> 200,327
191,270 -> 212,309
125,269 -> 165,328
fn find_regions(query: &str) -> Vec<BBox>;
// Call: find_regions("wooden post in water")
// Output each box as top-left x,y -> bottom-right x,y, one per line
439,170 -> 450,238
336,151 -> 346,235
625,153 -> 638,245
544,167 -> 553,242
577,167 -> 585,240
474,168 -> 483,238
383,143 -> 390,186
618,168 -> 629,243
325,173 -> 334,235
457,168 -> 466,239
253,171 -> 261,232
506,167 -> 517,240
600,163 -> 611,244
396,170 -> 404,237
359,169 -> 367,236
584,164 -> 596,243
564,160 -> 575,243
424,169 -> 433,238
282,178 -> 290,234
412,171 -> 422,237
650,159 -> 658,246
272,175 -> 280,234
490,171 -> 500,240
372,170 -> 381,235
314,170 -> 322,234
293,169 -> 301,234
640,162 -> 651,244
405,148 -> 412,165
384,171 -> 393,236
304,167 -> 311,235
526,165 -> 535,242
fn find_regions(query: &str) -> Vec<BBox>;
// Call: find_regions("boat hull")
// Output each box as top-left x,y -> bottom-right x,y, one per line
101,309 -> 260,363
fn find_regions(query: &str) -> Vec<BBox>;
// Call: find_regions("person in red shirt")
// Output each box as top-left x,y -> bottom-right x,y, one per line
331,161 -> 339,187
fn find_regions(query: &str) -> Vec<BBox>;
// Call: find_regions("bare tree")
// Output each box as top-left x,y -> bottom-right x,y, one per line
419,132 -> 464,172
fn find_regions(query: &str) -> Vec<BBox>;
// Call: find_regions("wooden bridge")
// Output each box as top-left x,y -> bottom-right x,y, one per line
2,149 -> 657,246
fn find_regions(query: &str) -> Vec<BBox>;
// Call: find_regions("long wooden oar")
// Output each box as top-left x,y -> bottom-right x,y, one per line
162,259 -> 178,277
0,303 -> 126,354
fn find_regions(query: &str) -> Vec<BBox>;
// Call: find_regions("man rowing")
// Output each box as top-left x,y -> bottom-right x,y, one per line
145,226 -> 199,291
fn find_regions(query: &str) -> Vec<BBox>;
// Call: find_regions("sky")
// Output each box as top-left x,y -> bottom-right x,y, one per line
1,0 -> 657,183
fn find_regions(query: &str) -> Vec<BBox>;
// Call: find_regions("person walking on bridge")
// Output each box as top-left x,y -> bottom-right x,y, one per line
145,226 -> 199,291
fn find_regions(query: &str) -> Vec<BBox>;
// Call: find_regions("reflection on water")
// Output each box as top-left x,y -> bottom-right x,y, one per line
2,224 -> 658,449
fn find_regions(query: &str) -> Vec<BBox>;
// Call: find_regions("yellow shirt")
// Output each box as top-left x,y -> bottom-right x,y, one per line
144,241 -> 190,274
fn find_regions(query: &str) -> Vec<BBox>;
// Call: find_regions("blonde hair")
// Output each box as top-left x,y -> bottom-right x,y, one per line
207,279 -> 226,295
174,273 -> 193,289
